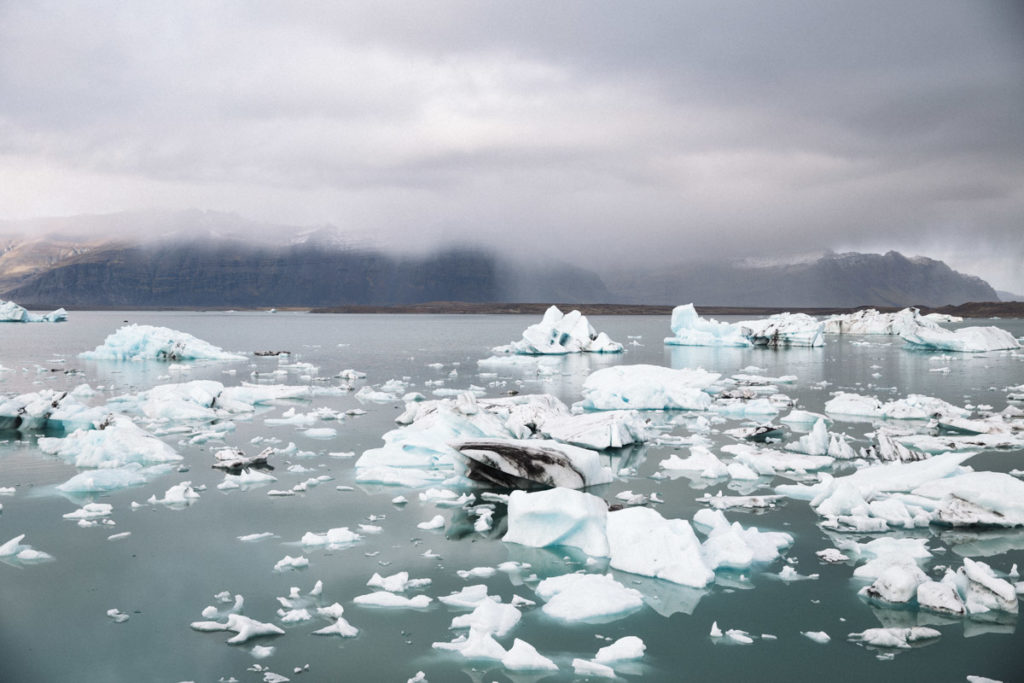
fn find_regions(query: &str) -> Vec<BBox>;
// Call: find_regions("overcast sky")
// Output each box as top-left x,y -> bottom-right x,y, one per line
1,1 -> 1022,290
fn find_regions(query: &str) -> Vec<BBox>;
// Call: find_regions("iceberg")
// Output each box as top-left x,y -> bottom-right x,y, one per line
0,387 -> 106,432
38,415 -> 182,469
501,639 -> 559,671
901,323 -> 1020,353
576,364 -> 719,411
503,488 -> 610,557
823,308 -> 930,336
664,304 -> 824,348
493,306 -> 623,355
454,438 -> 613,489
848,627 -> 940,649
534,573 -> 644,622
80,324 -> 246,361
0,299 -> 66,323
606,506 -> 715,588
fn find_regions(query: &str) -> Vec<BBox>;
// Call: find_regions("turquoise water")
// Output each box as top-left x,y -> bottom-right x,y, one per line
1,311 -> 1022,682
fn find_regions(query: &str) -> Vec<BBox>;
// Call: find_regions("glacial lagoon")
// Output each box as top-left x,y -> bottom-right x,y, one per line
1,311 -> 1023,682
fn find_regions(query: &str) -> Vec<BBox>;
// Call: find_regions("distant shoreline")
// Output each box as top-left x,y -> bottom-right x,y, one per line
310,301 -> 1024,318
16,301 -> 1024,318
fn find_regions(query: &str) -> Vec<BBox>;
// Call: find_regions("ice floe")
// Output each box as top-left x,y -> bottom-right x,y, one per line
534,573 -> 644,622
503,488 -> 610,557
576,364 -> 719,411
80,324 -> 246,361
493,306 -> 623,355
664,304 -> 825,348
900,320 -> 1020,353
455,438 -> 613,489
0,299 -> 66,323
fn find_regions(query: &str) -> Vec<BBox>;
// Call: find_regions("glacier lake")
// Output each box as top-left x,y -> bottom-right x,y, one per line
1,310 -> 1023,682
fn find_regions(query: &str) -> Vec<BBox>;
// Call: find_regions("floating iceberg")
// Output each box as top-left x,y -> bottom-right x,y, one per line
823,308 -> 929,336
454,438 -> 613,489
0,299 -> 66,323
38,415 -> 182,469
534,573 -> 644,623
0,386 -> 106,432
493,306 -> 623,355
80,324 -> 245,361
607,506 -> 714,588
900,322 -> 1020,353
504,487 -> 610,557
576,364 -> 719,411
664,304 -> 824,348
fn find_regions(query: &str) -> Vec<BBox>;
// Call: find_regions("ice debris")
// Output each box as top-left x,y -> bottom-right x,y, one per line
535,573 -> 644,622
190,613 -> 285,644
455,438 -> 613,489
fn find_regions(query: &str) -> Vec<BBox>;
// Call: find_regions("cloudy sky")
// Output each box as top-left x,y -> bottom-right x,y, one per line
1,1 -> 1022,290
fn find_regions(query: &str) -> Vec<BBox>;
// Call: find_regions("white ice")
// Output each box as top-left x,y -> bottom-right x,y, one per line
606,506 -> 714,588
493,306 -> 623,355
0,299 -> 66,323
534,573 -> 644,622
353,591 -> 432,608
503,488 -> 610,557
80,324 -> 245,361
664,304 -> 824,348
501,639 -> 558,671
576,364 -> 719,411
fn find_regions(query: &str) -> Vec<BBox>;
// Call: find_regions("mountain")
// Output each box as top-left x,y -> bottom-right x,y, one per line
605,251 -> 998,307
997,290 -> 1024,302
0,212 -> 1002,308
0,238 -> 610,308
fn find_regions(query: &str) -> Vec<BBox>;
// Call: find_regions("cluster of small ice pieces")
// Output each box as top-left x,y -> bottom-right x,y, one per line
4,315 -> 1024,680
0,299 -> 66,323
492,305 -> 623,355
664,304 -> 825,348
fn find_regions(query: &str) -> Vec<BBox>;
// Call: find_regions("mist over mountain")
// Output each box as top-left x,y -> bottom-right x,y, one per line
0,212 -> 999,309
606,251 -> 998,307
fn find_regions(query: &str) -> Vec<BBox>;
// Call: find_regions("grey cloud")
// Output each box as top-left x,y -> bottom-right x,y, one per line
0,0 -> 1022,290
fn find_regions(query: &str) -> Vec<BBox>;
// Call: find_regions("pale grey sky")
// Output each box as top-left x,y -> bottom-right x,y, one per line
1,1 -> 1022,290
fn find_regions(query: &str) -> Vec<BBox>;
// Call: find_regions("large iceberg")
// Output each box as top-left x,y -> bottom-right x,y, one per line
503,487 -> 610,557
454,438 -> 613,489
576,364 -> 719,411
900,323 -> 1020,353
493,306 -> 623,355
0,299 -> 66,323
664,304 -> 824,348
80,324 -> 246,361
823,308 -> 929,336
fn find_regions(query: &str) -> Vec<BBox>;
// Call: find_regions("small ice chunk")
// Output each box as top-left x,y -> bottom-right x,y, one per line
501,638 -> 558,671
417,515 -> 445,531
595,635 -> 645,663
352,592 -> 431,608
847,626 -> 940,649
273,555 -> 309,572
438,585 -> 491,609
572,659 -> 616,678
190,613 -> 285,644
106,608 -> 130,623
503,488 -> 609,557
802,631 -> 830,644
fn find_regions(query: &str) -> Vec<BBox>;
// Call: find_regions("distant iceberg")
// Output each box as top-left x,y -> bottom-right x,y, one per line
664,304 -> 824,348
899,322 -> 1020,353
0,299 -> 66,323
823,308 -> 929,336
824,307 -> 1019,352
80,324 -> 246,361
493,306 -> 623,355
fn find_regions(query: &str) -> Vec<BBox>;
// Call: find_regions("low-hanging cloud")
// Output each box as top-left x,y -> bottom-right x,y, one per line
1,0 -> 1022,290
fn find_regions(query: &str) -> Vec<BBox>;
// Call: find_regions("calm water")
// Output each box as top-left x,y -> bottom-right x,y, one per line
1,311 -> 1023,682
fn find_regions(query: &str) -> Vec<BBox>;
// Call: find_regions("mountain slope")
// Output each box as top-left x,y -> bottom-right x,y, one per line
606,251 -> 998,307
